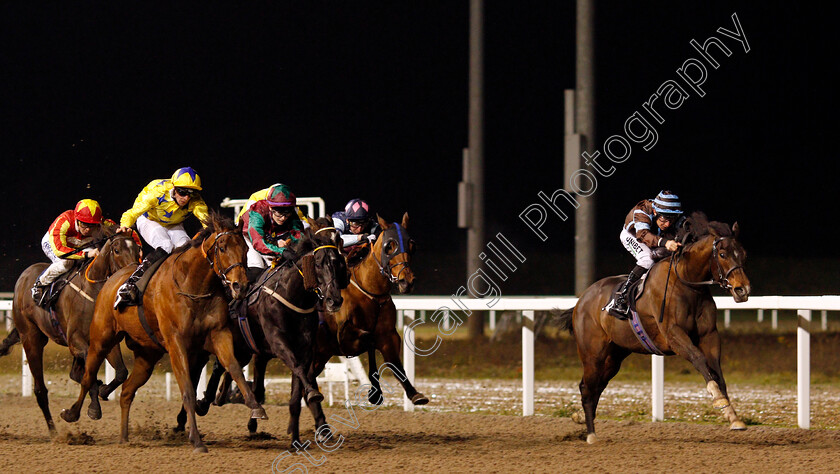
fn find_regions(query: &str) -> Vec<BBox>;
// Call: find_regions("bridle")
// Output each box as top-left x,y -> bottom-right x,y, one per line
202,230 -> 247,289
372,222 -> 414,284
674,236 -> 744,290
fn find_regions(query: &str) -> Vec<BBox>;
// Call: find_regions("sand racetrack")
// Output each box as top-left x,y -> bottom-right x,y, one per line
1,390 -> 839,473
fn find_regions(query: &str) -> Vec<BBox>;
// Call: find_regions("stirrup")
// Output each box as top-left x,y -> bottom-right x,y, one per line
113,283 -> 135,309
608,299 -> 630,319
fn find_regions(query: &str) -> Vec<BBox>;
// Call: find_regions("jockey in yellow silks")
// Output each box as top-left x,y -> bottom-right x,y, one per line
114,167 -> 208,308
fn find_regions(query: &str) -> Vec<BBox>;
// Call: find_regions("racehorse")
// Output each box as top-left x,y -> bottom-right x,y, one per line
59,211 -> 266,453
313,213 -> 425,408
188,216 -> 347,445
0,229 -> 140,436
558,212 -> 751,444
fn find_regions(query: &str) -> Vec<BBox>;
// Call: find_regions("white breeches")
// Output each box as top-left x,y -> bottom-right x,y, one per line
38,233 -> 75,284
620,227 -> 654,269
245,238 -> 273,268
136,215 -> 189,253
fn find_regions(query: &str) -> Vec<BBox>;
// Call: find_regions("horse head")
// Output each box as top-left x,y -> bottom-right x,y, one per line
375,212 -> 416,294
680,213 -> 750,302
709,221 -> 751,302
297,217 -> 346,312
200,210 -> 249,300
100,233 -> 142,275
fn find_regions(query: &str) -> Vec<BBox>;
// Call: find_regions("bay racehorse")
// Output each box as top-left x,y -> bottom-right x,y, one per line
59,211 -> 266,453
313,213 -> 426,408
0,229 -> 140,436
558,213 -> 750,444
190,217 -> 347,445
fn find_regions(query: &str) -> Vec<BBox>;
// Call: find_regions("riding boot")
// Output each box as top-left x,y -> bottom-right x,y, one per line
30,278 -> 49,305
609,265 -> 646,319
114,247 -> 169,309
245,266 -> 264,284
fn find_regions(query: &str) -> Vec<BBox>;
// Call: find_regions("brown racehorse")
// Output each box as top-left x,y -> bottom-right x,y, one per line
0,230 -> 140,436
558,213 -> 751,444
60,211 -> 267,453
314,213 -> 426,407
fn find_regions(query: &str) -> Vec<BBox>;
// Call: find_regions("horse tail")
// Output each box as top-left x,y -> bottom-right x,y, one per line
556,308 -> 574,335
0,328 -> 20,357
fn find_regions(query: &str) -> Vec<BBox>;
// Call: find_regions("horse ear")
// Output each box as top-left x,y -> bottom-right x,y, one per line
377,214 -> 390,229
732,222 -> 740,238
401,212 -> 409,229
304,215 -> 317,229
709,225 -> 719,237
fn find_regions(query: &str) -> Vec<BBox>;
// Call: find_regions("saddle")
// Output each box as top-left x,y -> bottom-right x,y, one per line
36,263 -> 86,310
130,257 -> 168,306
603,270 -> 651,317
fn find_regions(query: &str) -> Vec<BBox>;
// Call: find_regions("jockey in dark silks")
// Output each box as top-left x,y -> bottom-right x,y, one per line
610,190 -> 684,319
331,198 -> 380,252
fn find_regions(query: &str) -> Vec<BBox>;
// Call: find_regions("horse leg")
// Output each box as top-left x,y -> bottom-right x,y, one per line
366,347 -> 384,405
376,329 -> 428,405
174,355 -> 211,432
196,357 -> 224,416
214,372 -> 233,407
22,333 -> 56,436
264,327 -> 323,404
60,324 -> 114,423
665,324 -> 745,428
100,344 -> 129,400
697,330 -> 746,430
167,339 -> 207,453
119,349 -> 162,444
247,354 -> 270,434
287,374 -> 304,446
210,329 -> 267,421
578,345 -> 628,444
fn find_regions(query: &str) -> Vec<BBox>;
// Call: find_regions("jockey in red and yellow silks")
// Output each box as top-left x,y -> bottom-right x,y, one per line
32,199 -> 140,303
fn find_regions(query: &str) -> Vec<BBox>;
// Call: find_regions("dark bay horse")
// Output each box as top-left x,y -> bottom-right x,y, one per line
0,230 -> 140,436
60,211 -> 266,453
191,217 -> 347,445
314,213 -> 426,407
558,213 -> 751,444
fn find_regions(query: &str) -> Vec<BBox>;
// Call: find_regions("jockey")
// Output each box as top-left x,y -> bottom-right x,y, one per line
31,200 -> 137,303
331,198 -> 379,249
610,190 -> 684,319
114,167 -> 208,308
240,184 -> 305,276
235,183 -> 308,226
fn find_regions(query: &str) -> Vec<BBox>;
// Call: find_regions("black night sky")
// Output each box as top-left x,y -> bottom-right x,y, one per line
1,2 -> 836,295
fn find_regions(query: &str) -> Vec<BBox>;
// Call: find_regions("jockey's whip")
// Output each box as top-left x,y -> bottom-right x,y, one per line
658,252 -> 676,323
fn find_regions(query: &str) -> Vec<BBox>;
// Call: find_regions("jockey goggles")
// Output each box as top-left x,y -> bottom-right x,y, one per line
174,187 -> 196,196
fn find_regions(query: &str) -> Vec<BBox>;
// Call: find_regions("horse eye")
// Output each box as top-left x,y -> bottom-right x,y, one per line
719,252 -> 726,259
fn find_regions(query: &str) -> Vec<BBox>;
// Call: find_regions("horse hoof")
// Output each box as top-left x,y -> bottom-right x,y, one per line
60,409 -> 79,423
730,420 -> 747,430
713,397 -> 730,409
193,446 -> 209,454
87,405 -> 102,420
99,389 -> 113,401
586,433 -> 598,445
195,400 -> 210,417
367,389 -> 384,406
251,407 -> 268,420
411,393 -> 429,405
306,390 -> 324,404
173,425 -> 185,433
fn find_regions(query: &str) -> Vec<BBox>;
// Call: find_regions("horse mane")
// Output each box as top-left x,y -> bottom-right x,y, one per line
169,209 -> 237,255
676,211 -> 733,247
